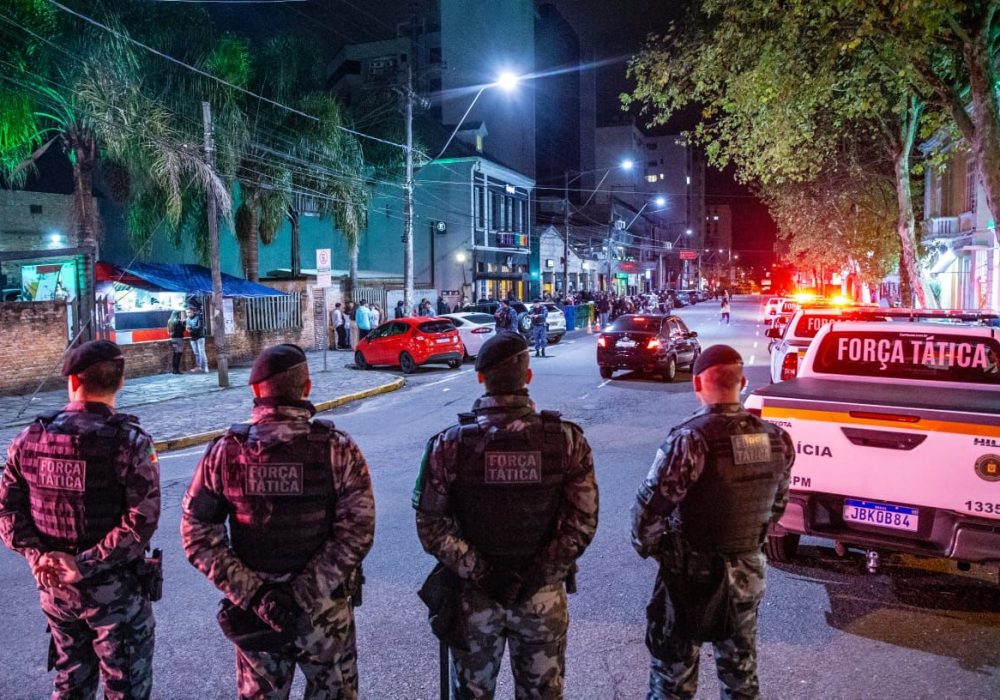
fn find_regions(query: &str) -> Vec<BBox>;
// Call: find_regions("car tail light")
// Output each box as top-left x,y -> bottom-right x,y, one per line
747,407 -> 762,417
597,335 -> 607,347
849,411 -> 920,423
471,327 -> 492,334
780,352 -> 799,380
646,338 -> 661,351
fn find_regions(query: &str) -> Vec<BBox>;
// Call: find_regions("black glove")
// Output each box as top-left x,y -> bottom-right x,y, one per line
251,585 -> 303,634
477,569 -> 522,606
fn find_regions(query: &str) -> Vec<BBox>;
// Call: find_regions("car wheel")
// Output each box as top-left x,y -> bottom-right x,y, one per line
354,351 -> 369,370
764,533 -> 800,563
599,366 -> 613,379
661,356 -> 677,382
519,317 -> 531,334
399,352 -> 417,374
462,344 -> 471,361
447,359 -> 462,369
549,334 -> 563,345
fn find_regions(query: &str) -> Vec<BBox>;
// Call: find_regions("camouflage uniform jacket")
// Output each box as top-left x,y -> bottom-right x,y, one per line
413,392 -> 598,585
630,403 -> 794,560
181,401 -> 375,612
0,401 -> 161,579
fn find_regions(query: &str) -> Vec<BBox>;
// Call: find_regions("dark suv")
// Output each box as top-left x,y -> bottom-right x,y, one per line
596,314 -> 700,381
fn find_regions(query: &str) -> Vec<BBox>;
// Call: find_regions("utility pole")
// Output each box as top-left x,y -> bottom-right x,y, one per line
562,171 -> 570,296
202,101 -> 229,388
403,64 -> 415,316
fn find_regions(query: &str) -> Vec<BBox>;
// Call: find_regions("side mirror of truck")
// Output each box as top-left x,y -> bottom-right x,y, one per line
765,327 -> 782,339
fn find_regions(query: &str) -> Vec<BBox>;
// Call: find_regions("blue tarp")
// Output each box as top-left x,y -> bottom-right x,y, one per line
98,262 -> 286,298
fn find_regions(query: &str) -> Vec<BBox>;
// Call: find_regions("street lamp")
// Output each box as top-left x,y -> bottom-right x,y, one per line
434,72 -> 522,161
624,196 -> 667,231
455,251 -> 468,288
562,160 -> 636,295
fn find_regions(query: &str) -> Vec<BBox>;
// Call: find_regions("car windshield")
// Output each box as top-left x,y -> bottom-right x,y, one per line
607,316 -> 662,333
462,313 -> 495,325
417,320 -> 455,334
814,330 -> 1000,384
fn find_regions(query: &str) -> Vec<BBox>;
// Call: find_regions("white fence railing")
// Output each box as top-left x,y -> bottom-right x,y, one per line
245,294 -> 302,332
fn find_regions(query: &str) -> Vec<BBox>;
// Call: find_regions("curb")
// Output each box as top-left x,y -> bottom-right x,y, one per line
151,376 -> 405,454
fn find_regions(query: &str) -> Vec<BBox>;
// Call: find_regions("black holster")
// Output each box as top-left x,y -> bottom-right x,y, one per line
345,565 -> 365,608
418,564 -> 469,652
136,549 -> 163,602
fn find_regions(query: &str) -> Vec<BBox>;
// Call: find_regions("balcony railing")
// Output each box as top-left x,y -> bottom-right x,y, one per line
926,216 -> 960,237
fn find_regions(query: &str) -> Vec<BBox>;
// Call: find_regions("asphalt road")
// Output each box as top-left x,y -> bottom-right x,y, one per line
1,297 -> 997,699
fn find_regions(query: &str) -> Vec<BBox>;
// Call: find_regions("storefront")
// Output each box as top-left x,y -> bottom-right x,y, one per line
0,249 -> 87,340
96,262 -> 287,344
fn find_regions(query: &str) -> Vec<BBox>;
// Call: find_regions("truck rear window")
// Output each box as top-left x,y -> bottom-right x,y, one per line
794,313 -> 887,339
814,330 -> 1000,384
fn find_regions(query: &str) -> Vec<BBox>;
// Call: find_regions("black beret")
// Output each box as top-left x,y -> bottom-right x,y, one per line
62,340 -> 124,376
693,344 -> 743,376
249,343 -> 308,384
475,331 -> 529,372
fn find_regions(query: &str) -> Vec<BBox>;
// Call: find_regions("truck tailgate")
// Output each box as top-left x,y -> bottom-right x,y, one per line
755,378 -> 1000,523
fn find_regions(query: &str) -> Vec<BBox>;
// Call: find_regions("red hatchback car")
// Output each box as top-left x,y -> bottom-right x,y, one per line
354,317 -> 464,373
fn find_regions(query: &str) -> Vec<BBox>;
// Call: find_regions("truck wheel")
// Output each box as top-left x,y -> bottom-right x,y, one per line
764,533 -> 800,563
599,366 -> 613,379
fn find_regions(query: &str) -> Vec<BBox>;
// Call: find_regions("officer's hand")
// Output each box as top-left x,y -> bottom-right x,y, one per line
252,585 -> 303,634
31,557 -> 62,589
477,569 -> 522,606
40,552 -> 83,586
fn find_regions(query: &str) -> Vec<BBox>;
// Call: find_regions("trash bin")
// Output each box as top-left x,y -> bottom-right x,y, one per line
564,304 -> 576,331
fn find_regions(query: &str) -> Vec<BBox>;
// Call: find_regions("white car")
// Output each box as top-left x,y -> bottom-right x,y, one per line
441,312 -> 496,358
767,306 -> 886,382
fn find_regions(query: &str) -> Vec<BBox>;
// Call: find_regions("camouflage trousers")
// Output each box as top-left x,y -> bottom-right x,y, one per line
39,572 -> 155,700
236,594 -> 357,700
645,552 -> 766,700
449,583 -> 568,700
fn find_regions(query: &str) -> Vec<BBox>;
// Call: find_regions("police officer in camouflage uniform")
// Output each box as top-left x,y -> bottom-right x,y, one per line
181,344 -> 375,699
414,332 -> 599,699
0,340 -> 161,699
631,345 -> 794,700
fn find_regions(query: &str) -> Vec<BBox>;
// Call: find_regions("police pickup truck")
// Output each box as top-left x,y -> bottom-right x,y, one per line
766,305 -> 883,383
746,315 -> 1000,576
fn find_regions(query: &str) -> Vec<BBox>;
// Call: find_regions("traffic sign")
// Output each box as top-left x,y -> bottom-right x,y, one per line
316,248 -> 331,289
679,250 -> 698,261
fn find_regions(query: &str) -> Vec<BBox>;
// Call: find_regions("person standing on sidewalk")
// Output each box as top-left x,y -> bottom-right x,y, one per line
631,345 -> 794,699
719,297 -> 731,326
413,332 -> 598,699
0,340 -> 161,699
168,309 -> 187,373
182,344 -> 375,699
331,303 -> 348,350
186,303 -> 209,373
355,301 -> 373,341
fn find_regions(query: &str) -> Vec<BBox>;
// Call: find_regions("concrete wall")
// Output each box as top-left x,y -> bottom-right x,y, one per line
0,302 -> 69,394
0,190 -> 79,253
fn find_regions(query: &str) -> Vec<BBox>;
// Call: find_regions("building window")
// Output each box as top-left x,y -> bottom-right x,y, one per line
491,192 -> 501,230
475,134 -> 483,152
475,186 -> 485,229
29,204 -> 42,215
504,196 -> 513,231
513,199 -> 521,232
645,175 -> 658,183
966,157 -> 977,213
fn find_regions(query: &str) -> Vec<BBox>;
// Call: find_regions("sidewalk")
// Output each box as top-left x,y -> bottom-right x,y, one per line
0,349 -> 403,463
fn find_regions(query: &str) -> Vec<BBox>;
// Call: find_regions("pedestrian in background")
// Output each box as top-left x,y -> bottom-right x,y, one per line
356,300 -> 373,340
168,309 -> 187,373
437,296 -> 450,315
186,303 -> 209,373
370,303 -> 382,327
530,299 -> 548,357
414,332 -> 598,699
719,297 -> 731,326
394,300 -> 406,319
181,344 -> 374,699
346,301 -> 359,349
331,303 -> 347,350
493,299 -> 515,332
0,340 -> 161,699
631,345 -> 794,699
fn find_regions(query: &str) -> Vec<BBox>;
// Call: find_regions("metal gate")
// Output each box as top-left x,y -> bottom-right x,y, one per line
353,286 -> 388,316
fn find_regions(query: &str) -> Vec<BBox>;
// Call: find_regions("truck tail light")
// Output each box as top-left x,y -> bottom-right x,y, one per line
780,352 -> 799,380
849,411 -> 921,423
646,338 -> 661,351
597,335 -> 608,348
747,407 -> 762,417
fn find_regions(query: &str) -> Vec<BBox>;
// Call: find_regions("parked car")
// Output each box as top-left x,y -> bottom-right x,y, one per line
672,292 -> 692,307
354,317 -> 463,373
596,314 -> 701,381
441,312 -> 496,358
678,289 -> 701,304
463,300 -> 566,343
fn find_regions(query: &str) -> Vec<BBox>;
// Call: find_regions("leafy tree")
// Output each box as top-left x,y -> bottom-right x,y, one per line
625,0 -> 941,304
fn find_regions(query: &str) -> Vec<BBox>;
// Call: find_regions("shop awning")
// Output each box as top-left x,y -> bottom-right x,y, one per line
96,262 -> 286,298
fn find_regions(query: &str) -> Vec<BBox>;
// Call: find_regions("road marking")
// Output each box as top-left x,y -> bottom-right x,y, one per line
579,393 -> 589,400
442,388 -> 450,392
598,379 -> 612,388
419,372 -> 468,389
159,447 -> 205,460
753,341 -> 759,349
749,355 -> 756,365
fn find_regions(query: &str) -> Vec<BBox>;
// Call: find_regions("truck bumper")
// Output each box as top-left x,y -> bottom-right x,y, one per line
773,492 -> 1000,564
